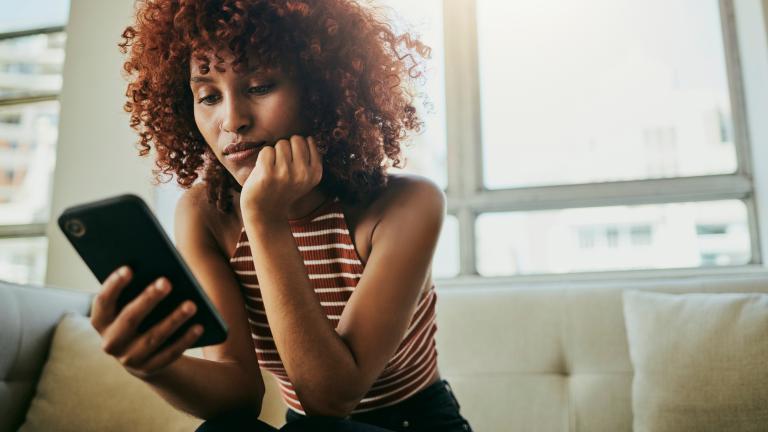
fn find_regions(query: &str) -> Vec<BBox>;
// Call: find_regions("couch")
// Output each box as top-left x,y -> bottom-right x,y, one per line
2,273 -> 768,431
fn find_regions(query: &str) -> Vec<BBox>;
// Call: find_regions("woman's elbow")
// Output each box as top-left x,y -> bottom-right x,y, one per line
298,388 -> 361,419
201,378 -> 265,421
199,394 -> 264,423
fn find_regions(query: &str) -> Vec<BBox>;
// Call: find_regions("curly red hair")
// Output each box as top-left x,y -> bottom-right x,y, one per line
119,0 -> 430,213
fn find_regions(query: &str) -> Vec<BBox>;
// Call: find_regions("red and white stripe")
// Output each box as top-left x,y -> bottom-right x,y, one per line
228,198 -> 438,414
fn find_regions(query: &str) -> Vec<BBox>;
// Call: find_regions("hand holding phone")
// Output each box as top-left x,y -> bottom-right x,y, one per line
90,266 -> 203,379
58,194 -> 228,377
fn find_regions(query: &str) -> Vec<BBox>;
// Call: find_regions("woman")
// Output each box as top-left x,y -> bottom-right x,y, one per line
90,0 -> 472,430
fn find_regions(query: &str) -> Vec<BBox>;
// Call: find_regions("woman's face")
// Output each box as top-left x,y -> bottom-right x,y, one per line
190,51 -> 307,186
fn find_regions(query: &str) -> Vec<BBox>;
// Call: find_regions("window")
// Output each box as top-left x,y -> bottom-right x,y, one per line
429,0 -> 759,278
371,0 -> 465,278
152,0 -> 764,280
0,0 -> 69,284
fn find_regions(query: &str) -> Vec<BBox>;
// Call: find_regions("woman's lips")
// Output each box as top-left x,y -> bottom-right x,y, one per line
224,145 -> 261,162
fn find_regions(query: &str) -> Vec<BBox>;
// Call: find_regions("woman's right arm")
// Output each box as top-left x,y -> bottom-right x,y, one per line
90,186 -> 265,420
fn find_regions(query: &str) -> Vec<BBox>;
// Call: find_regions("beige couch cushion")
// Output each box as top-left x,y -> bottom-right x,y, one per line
623,290 -> 768,432
19,313 -> 203,432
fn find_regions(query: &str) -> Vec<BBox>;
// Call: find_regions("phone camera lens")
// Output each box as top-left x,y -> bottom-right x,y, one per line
65,219 -> 86,238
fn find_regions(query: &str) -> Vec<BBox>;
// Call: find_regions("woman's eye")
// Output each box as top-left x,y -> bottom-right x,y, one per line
248,84 -> 274,95
197,94 -> 220,105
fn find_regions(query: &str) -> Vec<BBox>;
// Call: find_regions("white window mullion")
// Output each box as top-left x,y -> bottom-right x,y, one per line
444,0 -> 482,276
0,223 -> 47,238
720,0 -> 754,179
732,0 -> 768,267
462,174 -> 752,214
720,0 -> 762,264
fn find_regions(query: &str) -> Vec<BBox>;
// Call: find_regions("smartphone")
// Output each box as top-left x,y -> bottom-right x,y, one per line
58,193 -> 228,348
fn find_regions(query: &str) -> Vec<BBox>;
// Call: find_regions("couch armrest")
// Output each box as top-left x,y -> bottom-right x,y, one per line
0,280 -> 92,432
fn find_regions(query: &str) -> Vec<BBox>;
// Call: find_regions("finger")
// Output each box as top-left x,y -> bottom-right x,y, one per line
256,145 -> 275,170
274,139 -> 293,166
91,266 -> 132,332
307,137 -> 323,172
122,300 -> 198,366
139,324 -> 203,373
290,135 -> 310,166
101,278 -> 171,356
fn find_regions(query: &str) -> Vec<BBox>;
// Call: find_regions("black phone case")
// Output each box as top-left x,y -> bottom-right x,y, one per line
57,193 -> 228,348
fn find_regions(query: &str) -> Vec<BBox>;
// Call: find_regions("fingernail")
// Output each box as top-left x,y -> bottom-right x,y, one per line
118,266 -> 129,278
155,278 -> 167,291
183,302 -> 196,313
193,326 -> 203,336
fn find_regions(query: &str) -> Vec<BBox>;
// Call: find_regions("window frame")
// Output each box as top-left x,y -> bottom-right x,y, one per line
440,0 -> 764,279
0,26 -> 65,250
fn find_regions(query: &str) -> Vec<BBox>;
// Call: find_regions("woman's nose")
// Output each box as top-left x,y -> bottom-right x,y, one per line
220,96 -> 252,134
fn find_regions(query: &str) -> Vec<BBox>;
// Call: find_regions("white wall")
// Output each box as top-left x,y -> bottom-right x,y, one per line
45,0 -> 157,290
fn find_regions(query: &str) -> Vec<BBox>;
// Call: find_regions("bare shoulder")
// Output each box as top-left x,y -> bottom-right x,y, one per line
174,183 -> 224,254
369,173 -> 445,222
385,173 -> 444,202
362,174 -> 446,244
175,182 -> 215,219
174,184 -> 210,234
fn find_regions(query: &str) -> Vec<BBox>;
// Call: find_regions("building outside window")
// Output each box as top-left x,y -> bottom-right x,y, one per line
0,0 -> 69,284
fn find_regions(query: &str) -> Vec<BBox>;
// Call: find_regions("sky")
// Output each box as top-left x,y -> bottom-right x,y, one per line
0,0 -> 70,33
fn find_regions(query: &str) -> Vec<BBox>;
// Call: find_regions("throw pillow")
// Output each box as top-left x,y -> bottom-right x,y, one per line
623,290 -> 768,432
19,313 -> 203,432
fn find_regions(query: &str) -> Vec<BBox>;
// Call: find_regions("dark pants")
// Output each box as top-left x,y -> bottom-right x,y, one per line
195,380 -> 473,432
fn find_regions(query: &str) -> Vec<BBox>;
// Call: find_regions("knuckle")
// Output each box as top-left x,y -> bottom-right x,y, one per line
175,310 -> 189,324
123,314 -> 139,329
176,343 -> 190,357
94,293 -> 107,307
102,341 -> 117,355
144,334 -> 157,350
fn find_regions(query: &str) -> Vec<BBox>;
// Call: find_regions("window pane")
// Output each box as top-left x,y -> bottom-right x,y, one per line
0,32 -> 66,98
379,0 -> 448,189
433,214 -> 459,278
0,0 -> 70,34
477,0 -> 736,189
0,236 -> 47,284
476,200 -> 750,276
0,101 -> 58,224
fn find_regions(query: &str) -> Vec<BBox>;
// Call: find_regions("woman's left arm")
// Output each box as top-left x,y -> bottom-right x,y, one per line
241,138 -> 445,417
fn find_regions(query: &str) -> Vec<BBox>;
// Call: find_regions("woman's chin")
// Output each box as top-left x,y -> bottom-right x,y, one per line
226,164 -> 254,185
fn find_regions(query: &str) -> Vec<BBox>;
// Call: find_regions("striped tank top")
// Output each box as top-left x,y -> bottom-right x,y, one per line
228,197 -> 438,414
